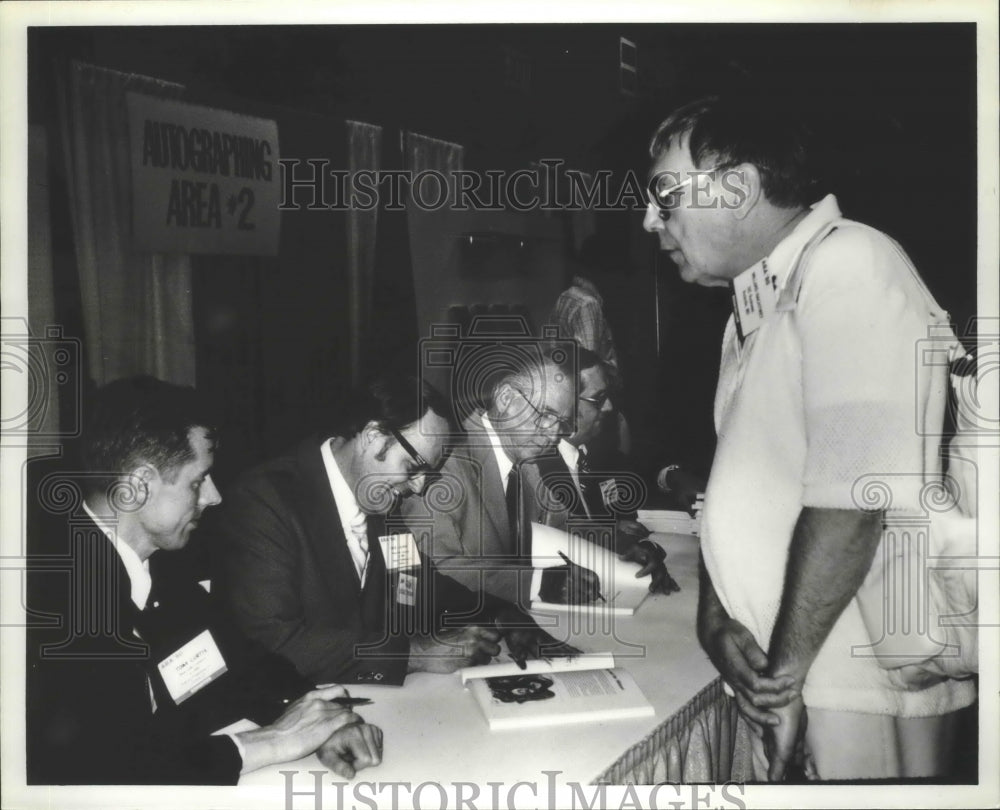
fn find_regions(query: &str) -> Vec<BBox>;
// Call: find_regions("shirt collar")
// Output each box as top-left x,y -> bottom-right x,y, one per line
557,438 -> 580,471
320,437 -> 365,524
83,501 -> 152,610
736,194 -> 842,294
480,413 -> 514,487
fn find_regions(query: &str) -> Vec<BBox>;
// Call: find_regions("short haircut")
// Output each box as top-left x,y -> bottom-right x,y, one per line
487,341 -> 575,411
577,346 -> 603,373
577,345 -> 619,393
80,376 -> 217,492
649,94 -> 818,208
333,372 -> 451,439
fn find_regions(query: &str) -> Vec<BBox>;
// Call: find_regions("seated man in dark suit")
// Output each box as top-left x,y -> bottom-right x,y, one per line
211,372 -> 573,686
26,376 -> 382,785
533,348 -> 680,594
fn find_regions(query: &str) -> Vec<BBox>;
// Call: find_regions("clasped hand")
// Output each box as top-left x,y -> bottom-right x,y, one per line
701,616 -> 814,781
236,685 -> 382,777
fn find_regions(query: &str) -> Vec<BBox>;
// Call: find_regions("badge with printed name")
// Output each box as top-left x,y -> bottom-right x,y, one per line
730,258 -> 780,342
396,571 -> 418,606
599,478 -> 621,507
157,629 -> 228,705
378,532 -> 421,571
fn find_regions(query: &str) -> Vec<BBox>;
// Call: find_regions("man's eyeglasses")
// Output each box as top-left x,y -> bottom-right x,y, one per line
511,388 -> 573,436
579,391 -> 610,409
389,428 -> 434,478
647,168 -> 719,222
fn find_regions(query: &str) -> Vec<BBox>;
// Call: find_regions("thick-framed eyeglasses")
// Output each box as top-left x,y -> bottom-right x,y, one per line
511,388 -> 573,436
389,428 -> 434,478
579,391 -> 610,409
646,168 -> 719,222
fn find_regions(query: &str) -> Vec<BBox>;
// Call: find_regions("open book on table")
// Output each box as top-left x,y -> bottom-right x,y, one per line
529,521 -> 653,615
459,654 -> 654,731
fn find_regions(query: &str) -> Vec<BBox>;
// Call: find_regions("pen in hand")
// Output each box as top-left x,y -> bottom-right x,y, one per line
328,696 -> 373,707
282,692 -> 373,707
558,551 -> 606,602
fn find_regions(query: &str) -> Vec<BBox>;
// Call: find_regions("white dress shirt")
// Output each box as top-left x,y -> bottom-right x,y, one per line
557,438 -> 591,518
480,414 -> 514,493
83,501 -> 151,610
320,438 -> 371,587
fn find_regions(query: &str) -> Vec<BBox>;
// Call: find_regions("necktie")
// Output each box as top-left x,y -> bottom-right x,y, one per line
576,447 -> 594,519
506,464 -> 531,561
577,447 -> 591,486
348,509 -> 370,585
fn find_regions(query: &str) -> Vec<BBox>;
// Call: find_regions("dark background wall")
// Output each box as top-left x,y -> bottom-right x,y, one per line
28,23 -> 979,484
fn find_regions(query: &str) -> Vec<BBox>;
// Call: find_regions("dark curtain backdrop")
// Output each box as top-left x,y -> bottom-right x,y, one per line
368,128 -> 420,371
191,96 -> 349,488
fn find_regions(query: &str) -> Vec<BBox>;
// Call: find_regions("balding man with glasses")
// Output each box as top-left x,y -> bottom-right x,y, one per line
402,343 -> 576,606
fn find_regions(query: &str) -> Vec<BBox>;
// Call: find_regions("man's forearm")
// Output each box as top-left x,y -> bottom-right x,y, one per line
767,506 -> 883,682
696,553 -> 730,648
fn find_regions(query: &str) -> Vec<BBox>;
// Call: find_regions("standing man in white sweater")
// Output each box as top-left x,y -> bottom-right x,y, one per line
642,95 -> 975,781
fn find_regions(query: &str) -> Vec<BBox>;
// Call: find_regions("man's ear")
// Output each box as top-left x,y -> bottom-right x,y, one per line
493,383 -> 513,416
362,421 -> 393,461
113,465 -> 154,512
361,420 -> 383,447
723,163 -> 761,221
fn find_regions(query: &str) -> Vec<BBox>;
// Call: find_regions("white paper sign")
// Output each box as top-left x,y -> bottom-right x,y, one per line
157,629 -> 228,705
599,477 -> 620,506
730,258 -> 779,340
126,92 -> 281,255
378,532 -> 421,570
396,571 -> 418,606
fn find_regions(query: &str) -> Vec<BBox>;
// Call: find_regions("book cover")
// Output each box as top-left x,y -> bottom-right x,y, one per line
460,656 -> 654,731
635,509 -> 701,536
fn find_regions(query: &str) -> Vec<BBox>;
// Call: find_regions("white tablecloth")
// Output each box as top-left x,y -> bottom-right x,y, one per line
241,531 -> 735,790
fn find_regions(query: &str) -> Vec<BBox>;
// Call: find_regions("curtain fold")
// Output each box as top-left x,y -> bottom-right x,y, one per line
56,59 -> 195,387
362,129 -> 422,370
570,170 -> 597,254
403,131 -> 464,367
346,121 -> 382,385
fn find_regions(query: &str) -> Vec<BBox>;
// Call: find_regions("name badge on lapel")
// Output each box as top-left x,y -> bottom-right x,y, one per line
378,532 -> 421,570
157,629 -> 227,705
599,478 -> 621,507
730,258 -> 780,342
395,572 -> 418,606
379,533 -> 421,606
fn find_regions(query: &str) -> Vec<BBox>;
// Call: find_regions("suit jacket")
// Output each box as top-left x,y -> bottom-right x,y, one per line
211,438 -> 413,686
531,442 -> 641,531
401,413 -> 540,605
25,508 -> 304,784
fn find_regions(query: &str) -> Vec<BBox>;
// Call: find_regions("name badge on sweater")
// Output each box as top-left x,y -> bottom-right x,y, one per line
599,478 -> 621,507
378,532 -> 421,570
730,258 -> 779,341
157,629 -> 227,705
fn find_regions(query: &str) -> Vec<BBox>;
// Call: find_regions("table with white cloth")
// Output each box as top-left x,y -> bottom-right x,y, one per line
240,531 -> 752,788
